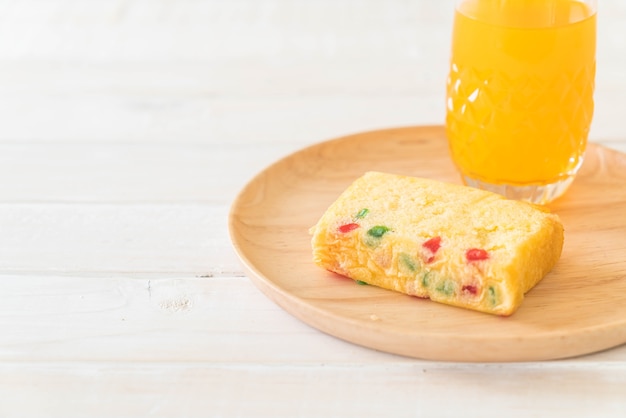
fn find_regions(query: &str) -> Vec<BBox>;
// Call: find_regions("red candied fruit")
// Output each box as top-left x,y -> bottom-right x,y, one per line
338,223 -> 360,234
422,236 -> 442,253
462,284 -> 478,295
422,236 -> 442,263
466,248 -> 489,262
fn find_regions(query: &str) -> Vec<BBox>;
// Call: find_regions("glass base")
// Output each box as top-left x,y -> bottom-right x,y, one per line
461,174 -> 576,205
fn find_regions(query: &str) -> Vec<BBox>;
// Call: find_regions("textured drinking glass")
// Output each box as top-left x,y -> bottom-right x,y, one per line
445,0 -> 597,204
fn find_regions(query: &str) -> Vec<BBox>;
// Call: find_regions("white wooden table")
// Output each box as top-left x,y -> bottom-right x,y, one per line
1,1 -> 625,416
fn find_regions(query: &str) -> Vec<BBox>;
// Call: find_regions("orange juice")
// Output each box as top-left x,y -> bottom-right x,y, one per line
445,0 -> 596,196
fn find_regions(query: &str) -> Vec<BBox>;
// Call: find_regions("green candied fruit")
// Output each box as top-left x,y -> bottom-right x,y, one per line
488,286 -> 497,306
436,279 -> 456,296
355,280 -> 368,286
399,253 -> 416,272
421,271 -> 432,287
364,225 -> 391,247
367,225 -> 390,238
355,208 -> 369,219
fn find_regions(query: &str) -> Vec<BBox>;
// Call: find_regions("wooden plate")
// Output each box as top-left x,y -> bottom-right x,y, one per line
228,126 -> 626,362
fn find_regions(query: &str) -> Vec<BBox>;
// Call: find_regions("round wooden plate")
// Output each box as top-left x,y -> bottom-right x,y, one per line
228,126 -> 626,362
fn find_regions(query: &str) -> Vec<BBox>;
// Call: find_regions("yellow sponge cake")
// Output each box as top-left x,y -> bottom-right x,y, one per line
310,171 -> 564,315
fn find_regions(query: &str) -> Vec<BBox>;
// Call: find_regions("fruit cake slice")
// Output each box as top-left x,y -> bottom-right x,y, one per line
309,171 -> 564,315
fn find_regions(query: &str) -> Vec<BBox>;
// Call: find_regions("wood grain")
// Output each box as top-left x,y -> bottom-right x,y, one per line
0,204 -> 238,274
230,125 -> 626,362
3,362 -> 626,418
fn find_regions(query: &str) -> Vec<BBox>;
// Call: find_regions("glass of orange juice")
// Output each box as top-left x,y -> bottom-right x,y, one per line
445,0 -> 596,204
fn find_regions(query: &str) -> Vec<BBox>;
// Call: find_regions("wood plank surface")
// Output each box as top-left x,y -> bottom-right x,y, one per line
2,0 -> 626,416
2,361 -> 626,418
